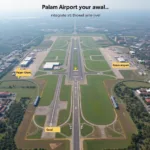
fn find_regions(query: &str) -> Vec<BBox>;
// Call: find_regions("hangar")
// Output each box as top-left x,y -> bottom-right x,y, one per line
43,62 -> 60,70
20,57 -> 33,67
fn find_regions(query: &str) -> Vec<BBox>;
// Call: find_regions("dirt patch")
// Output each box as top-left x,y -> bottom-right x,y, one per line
115,104 -> 137,138
58,101 -> 67,110
50,143 -> 62,149
35,106 -> 50,115
34,78 -> 46,94
50,36 -> 57,42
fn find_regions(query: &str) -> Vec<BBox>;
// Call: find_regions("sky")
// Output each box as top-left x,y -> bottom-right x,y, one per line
0,0 -> 150,13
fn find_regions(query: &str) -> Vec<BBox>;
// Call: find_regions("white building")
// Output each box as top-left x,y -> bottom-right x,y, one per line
117,57 -> 125,62
43,62 -> 60,70
129,51 -> 135,55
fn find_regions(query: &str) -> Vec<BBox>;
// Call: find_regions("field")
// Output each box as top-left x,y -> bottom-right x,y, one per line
57,76 -> 71,125
0,80 -> 37,102
119,70 -> 146,80
81,124 -> 93,136
84,139 -> 130,150
36,75 -> 58,106
81,37 -> 111,72
124,81 -> 150,88
34,115 -> 46,127
80,76 -> 115,125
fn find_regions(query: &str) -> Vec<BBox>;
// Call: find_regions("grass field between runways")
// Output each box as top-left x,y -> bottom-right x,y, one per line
80,75 -> 115,125
36,75 -> 58,106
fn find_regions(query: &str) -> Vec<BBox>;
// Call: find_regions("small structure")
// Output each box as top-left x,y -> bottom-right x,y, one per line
34,96 -> 40,107
110,96 -> 119,109
117,57 -> 125,62
43,62 -> 60,70
129,51 -> 135,56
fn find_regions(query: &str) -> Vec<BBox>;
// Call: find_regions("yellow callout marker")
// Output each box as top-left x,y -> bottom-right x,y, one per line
15,67 -> 32,78
74,67 -> 78,70
44,127 -> 61,133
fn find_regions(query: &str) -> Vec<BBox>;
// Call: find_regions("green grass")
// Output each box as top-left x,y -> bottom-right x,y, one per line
57,76 -> 71,125
61,125 -> 72,136
55,133 -> 66,138
124,81 -> 150,88
105,127 -> 121,137
73,50 -> 78,68
91,56 -> 105,60
119,70 -> 145,80
83,50 -> 102,59
51,37 -> 70,50
27,129 -> 43,139
81,124 -> 93,136
80,76 -> 115,125
37,75 -> 58,106
0,80 -> 37,102
35,71 -> 46,76
34,115 -> 46,127
37,37 -> 53,49
85,60 -> 110,71
103,71 -> 115,76
80,37 -> 99,49
84,140 -> 130,150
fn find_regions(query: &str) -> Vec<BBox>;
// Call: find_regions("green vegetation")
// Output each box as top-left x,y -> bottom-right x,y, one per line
35,71 -> 46,76
27,129 -> 43,139
81,124 -> 93,136
85,60 -> 110,71
103,71 -> 115,76
124,81 -> 150,88
57,76 -> 71,125
114,81 -> 150,149
84,140 -> 130,150
34,115 -> 46,127
80,76 -> 115,125
105,127 -> 121,137
61,125 -> 72,137
37,75 -> 58,106
83,50 -> 102,59
51,37 -> 70,50
0,101 -> 27,149
120,70 -> 145,80
55,133 -> 66,138
73,51 -> 78,68
0,80 -> 37,102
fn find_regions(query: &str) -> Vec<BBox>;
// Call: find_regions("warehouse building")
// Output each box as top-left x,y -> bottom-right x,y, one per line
20,57 -> 33,67
43,62 -> 60,70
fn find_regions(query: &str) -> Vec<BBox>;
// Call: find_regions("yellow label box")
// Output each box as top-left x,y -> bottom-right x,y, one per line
112,62 -> 130,68
15,68 -> 32,78
44,127 -> 61,133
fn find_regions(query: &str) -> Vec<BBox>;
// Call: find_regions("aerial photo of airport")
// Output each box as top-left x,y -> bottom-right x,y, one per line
0,1 -> 150,150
